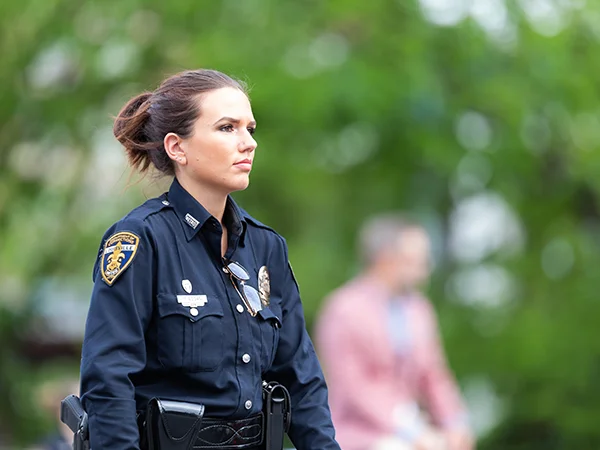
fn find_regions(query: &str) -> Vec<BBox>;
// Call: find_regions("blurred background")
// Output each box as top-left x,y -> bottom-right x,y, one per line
1,0 -> 600,448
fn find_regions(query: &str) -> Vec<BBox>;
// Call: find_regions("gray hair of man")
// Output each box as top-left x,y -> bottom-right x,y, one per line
358,213 -> 424,267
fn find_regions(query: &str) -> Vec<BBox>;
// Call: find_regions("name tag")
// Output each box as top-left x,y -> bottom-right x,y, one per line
177,295 -> 208,307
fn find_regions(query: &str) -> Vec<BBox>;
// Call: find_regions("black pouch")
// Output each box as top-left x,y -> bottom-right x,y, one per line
144,398 -> 205,450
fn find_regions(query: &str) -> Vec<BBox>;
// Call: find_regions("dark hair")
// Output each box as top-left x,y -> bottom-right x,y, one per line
113,69 -> 247,176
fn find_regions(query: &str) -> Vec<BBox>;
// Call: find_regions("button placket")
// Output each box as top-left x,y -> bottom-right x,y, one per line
220,257 -> 256,417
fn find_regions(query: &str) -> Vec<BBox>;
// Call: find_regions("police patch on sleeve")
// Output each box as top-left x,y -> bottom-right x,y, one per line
101,231 -> 140,285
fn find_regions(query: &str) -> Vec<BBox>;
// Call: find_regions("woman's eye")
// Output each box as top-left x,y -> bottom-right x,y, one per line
219,124 -> 234,132
247,127 -> 256,136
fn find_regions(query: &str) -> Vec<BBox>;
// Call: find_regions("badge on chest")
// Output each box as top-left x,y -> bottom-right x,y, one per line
177,279 -> 207,317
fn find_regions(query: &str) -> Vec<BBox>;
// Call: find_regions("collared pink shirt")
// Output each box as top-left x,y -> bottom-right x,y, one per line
315,275 -> 468,450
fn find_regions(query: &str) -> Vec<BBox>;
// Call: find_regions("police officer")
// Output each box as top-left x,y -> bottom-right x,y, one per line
79,69 -> 340,450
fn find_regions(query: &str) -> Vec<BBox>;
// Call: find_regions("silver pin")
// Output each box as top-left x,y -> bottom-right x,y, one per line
185,213 -> 199,229
182,279 -> 192,294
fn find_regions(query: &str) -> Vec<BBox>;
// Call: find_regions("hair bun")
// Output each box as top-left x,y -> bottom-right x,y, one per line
113,92 -> 156,173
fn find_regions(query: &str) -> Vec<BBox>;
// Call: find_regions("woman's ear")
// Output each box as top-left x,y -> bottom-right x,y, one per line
164,132 -> 187,166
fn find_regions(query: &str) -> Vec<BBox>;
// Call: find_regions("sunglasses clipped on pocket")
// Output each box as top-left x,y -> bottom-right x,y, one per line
223,261 -> 264,316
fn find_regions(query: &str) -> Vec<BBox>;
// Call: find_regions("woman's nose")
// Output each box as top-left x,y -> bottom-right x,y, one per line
240,133 -> 257,152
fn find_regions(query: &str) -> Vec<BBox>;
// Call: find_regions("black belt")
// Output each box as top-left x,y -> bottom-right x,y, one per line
142,382 -> 291,450
194,413 -> 263,449
142,398 -> 264,450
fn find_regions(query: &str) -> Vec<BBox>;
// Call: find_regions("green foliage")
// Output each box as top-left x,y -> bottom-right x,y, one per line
2,0 -> 600,447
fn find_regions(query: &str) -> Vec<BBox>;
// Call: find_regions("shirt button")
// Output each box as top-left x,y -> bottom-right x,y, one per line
236,304 -> 244,313
242,354 -> 251,364
190,308 -> 198,317
245,400 -> 252,410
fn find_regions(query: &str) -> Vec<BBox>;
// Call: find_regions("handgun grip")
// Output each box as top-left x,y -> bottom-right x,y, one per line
61,394 -> 87,435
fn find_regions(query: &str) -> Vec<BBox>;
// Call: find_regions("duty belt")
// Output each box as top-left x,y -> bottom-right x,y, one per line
61,380 -> 291,450
141,399 -> 264,450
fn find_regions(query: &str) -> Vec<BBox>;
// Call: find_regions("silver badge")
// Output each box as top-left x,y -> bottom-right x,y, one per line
258,266 -> 270,307
182,279 -> 192,294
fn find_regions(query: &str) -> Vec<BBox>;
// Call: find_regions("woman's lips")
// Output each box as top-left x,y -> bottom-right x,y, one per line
234,160 -> 252,171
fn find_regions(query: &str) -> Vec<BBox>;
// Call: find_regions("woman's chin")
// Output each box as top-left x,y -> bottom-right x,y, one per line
227,177 -> 250,193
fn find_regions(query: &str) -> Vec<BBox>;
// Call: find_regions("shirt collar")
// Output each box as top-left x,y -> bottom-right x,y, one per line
167,178 -> 247,243
224,196 -> 247,243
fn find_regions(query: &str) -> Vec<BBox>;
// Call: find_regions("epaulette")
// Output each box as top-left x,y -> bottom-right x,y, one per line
123,195 -> 171,222
240,208 -> 279,235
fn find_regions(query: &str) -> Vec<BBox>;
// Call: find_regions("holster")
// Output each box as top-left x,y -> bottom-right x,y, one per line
60,394 -> 90,450
262,381 -> 291,450
143,398 -> 205,450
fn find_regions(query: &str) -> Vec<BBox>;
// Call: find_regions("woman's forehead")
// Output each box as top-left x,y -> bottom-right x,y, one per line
198,87 -> 254,121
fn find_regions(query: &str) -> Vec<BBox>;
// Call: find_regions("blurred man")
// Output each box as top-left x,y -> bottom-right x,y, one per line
315,214 -> 473,450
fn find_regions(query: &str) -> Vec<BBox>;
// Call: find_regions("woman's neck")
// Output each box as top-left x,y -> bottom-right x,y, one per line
177,176 -> 228,223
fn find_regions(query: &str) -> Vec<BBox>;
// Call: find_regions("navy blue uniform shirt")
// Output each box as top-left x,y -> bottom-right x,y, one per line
80,179 -> 340,449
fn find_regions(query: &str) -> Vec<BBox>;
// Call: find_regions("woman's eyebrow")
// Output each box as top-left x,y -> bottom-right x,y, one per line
213,116 -> 257,127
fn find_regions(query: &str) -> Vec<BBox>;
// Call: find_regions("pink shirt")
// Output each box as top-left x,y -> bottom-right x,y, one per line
315,275 -> 468,450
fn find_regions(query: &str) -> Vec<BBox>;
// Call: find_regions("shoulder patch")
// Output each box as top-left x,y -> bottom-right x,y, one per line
101,231 -> 140,285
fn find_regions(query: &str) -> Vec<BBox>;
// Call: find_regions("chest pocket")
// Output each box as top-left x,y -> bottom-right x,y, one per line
257,305 -> 282,372
156,294 -> 224,372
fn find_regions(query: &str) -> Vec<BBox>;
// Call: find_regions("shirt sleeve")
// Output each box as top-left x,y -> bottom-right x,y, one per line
416,299 -> 469,430
264,236 -> 341,450
80,218 -> 155,450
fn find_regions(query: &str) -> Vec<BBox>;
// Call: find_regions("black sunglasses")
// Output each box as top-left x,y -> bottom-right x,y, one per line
224,261 -> 263,316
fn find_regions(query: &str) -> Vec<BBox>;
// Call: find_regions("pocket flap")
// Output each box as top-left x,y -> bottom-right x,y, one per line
257,306 -> 282,328
157,294 -> 224,322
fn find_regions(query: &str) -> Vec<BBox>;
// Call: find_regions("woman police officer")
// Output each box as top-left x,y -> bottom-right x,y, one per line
79,69 -> 340,449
